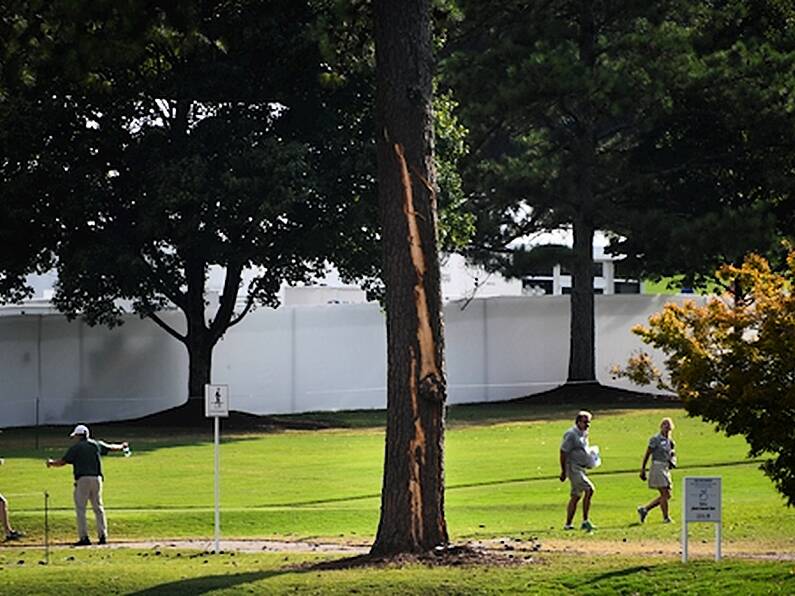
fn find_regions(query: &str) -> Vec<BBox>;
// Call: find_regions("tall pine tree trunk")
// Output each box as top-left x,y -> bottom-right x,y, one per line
567,0 -> 598,384
371,0 -> 449,556
568,213 -> 596,382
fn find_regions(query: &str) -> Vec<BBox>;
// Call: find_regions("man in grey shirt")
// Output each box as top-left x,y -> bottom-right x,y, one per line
559,410 -> 596,531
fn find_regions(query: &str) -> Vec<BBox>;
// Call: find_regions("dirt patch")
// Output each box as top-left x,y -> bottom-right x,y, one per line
302,544 -> 532,570
7,537 -> 792,562
475,537 -> 795,561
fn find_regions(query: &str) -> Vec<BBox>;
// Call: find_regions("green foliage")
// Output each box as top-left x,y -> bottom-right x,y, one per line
615,252 -> 795,505
445,0 -> 696,250
444,0 -> 794,282
608,0 -> 795,283
434,91 -> 475,252
1,0 -> 472,313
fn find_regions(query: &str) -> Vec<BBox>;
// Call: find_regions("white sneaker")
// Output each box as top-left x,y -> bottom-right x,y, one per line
563,524 -> 575,530
662,517 -> 673,524
637,506 -> 648,524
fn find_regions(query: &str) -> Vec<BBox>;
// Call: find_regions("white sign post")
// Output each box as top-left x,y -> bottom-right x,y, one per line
205,384 -> 229,554
682,476 -> 722,562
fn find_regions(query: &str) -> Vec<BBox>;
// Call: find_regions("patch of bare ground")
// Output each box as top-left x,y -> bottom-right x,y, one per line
475,537 -> 795,561
302,544 -> 533,571
9,537 -> 791,562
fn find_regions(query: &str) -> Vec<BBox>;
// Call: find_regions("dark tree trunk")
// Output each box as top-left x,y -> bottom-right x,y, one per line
187,330 -> 213,403
147,256 -> 226,424
371,0 -> 449,556
184,255 -> 213,418
568,214 -> 596,382
567,0 -> 598,384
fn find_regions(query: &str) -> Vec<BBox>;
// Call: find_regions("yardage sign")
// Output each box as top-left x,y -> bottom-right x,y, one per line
205,384 -> 230,417
684,476 -> 721,522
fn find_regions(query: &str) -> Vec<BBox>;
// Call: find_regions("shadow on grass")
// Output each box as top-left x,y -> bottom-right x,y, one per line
3,383 -> 682,456
1,386 -> 681,455
587,564 -> 653,583
128,569 -> 294,595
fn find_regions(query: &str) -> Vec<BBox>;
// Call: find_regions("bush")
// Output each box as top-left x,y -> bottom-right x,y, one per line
614,252 -> 795,505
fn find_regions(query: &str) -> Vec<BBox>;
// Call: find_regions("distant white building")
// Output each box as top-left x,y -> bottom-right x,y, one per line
521,246 -> 640,296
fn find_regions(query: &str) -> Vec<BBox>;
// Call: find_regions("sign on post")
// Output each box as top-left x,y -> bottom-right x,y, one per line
205,384 -> 230,418
682,476 -> 722,562
205,384 -> 230,554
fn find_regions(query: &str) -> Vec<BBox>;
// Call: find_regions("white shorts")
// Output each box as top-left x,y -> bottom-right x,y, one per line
648,460 -> 672,489
568,465 -> 595,497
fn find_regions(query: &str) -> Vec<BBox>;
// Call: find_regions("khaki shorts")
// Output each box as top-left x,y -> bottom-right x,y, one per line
568,464 -> 595,497
648,460 -> 672,489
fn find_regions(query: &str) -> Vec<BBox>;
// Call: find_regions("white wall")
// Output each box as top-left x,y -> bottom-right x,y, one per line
0,295 -> 698,427
282,286 -> 369,306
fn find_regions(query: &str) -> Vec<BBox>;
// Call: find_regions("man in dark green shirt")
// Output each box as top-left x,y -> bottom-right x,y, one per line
46,424 -> 128,546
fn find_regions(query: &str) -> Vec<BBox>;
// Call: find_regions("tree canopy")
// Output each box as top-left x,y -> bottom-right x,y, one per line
608,0 -> 795,286
0,0 -> 380,414
443,0 -> 795,382
444,0 -> 703,382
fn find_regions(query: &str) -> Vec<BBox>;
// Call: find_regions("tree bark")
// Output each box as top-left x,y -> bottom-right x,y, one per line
371,0 -> 449,556
187,331 -> 213,403
568,213 -> 596,382
567,0 -> 598,384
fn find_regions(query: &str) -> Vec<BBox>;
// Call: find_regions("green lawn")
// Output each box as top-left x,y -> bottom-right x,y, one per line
0,549 -> 792,595
1,402 -> 792,552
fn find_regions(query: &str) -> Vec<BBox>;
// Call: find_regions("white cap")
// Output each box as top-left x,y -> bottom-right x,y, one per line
70,424 -> 90,438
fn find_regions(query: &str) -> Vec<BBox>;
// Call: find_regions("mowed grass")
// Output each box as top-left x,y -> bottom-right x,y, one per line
1,402 -> 793,553
0,549 -> 792,595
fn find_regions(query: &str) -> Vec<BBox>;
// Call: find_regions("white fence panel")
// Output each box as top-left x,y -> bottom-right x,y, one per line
0,295 -> 703,427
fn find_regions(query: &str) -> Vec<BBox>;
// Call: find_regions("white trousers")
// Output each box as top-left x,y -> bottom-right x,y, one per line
74,476 -> 107,539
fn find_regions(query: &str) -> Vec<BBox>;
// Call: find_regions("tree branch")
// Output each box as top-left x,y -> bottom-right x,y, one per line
147,311 -> 186,343
227,294 -> 256,329
209,261 -> 244,340
140,251 -> 188,311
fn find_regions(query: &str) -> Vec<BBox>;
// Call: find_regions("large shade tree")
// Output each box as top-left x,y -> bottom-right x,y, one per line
0,1 -> 380,420
608,0 -> 795,285
444,0 -> 702,383
444,0 -> 794,385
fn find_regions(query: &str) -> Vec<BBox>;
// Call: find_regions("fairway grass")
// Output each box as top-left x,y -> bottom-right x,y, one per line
2,404 -> 793,557
0,548 -> 792,595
